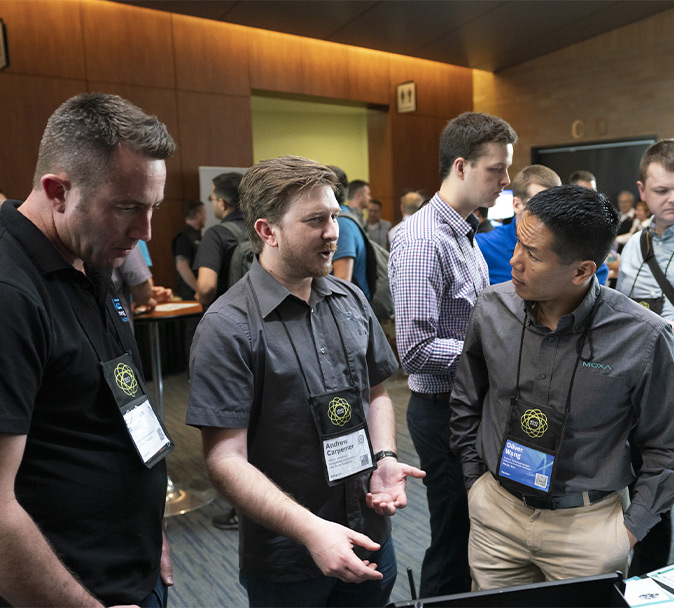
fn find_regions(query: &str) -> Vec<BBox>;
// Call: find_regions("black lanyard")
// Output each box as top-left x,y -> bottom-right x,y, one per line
276,297 -> 357,398
514,294 -> 602,418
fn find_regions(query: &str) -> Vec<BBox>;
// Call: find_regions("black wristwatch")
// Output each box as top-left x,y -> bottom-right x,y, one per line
374,450 -> 398,462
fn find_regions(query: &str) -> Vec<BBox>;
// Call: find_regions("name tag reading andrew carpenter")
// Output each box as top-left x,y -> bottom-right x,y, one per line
123,399 -> 172,465
323,428 -> 373,483
498,439 -> 553,492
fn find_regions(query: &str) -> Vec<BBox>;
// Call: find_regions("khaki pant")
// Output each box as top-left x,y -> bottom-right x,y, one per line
467,473 -> 631,591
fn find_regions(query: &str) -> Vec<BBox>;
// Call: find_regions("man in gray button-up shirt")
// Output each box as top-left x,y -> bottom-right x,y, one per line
187,156 -> 424,608
450,185 -> 674,590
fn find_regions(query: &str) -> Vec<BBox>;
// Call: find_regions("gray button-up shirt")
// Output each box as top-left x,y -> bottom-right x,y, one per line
450,278 -> 674,540
187,258 -> 398,580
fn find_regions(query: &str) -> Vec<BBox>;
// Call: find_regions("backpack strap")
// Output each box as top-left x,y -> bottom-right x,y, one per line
640,230 -> 674,306
217,220 -> 247,244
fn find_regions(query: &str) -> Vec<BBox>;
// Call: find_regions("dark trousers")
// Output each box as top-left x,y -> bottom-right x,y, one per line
407,393 -> 470,597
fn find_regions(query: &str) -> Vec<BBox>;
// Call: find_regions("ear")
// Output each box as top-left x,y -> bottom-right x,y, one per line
254,218 -> 278,248
513,196 -> 525,217
572,260 -> 597,285
41,174 -> 70,212
454,157 -> 469,180
636,181 -> 646,202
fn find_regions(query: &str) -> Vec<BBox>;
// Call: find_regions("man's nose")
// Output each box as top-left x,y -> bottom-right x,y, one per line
130,209 -> 152,242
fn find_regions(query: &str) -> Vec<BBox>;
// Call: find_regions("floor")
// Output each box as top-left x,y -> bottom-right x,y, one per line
158,368 -> 429,607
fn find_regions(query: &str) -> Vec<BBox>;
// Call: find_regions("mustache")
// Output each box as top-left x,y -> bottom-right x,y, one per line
319,242 -> 338,253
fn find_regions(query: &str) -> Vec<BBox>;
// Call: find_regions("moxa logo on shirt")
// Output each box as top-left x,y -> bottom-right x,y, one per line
582,361 -> 612,371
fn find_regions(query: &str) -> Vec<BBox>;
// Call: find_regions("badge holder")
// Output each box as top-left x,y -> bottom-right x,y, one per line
497,397 -> 567,495
101,353 -> 174,468
308,387 -> 376,487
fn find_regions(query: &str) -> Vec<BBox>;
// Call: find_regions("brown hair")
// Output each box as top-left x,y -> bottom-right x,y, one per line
639,139 -> 674,183
511,165 -> 561,201
239,156 -> 338,254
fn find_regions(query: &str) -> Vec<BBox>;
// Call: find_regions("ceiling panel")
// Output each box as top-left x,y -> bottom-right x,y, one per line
111,0 -> 674,72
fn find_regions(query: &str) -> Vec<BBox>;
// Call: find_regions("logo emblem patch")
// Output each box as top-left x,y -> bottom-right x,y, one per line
521,408 -> 548,438
115,362 -> 138,396
328,397 -> 352,427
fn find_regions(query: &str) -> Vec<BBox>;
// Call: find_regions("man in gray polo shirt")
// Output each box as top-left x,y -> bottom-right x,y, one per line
450,185 -> 674,590
186,156 -> 424,607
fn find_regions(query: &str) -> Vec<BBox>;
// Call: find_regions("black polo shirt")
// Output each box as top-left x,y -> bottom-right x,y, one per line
187,257 -> 399,581
0,201 -> 166,605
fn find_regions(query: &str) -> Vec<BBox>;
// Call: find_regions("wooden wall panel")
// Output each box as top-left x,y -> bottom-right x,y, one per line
345,47 -> 391,106
176,91 -> 254,196
248,29 -> 302,94
0,74 -> 86,199
172,16 -> 250,95
367,110 -> 395,221
0,0 -> 86,79
389,54 -> 473,118
80,0 -> 175,88
297,38 -> 348,100
390,113 -> 447,200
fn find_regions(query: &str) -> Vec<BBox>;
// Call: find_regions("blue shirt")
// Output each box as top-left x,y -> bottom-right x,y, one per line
335,205 -> 371,300
476,219 -> 610,286
389,193 -> 489,394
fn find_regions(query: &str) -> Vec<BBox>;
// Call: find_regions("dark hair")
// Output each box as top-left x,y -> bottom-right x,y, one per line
213,172 -> 243,211
239,156 -> 338,254
368,198 -> 382,209
328,165 -> 348,204
525,185 -> 619,267
184,199 -> 205,219
568,170 -> 596,185
438,112 -> 517,181
34,93 -> 175,197
347,179 -> 369,200
639,139 -> 674,182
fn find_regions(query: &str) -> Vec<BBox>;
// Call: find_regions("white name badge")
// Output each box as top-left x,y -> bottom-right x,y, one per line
323,428 -> 373,483
123,398 -> 172,465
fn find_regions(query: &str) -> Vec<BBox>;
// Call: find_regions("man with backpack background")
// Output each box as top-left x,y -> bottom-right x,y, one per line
194,172 -> 247,308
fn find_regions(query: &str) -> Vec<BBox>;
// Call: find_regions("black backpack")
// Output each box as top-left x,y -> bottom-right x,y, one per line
218,222 -> 255,289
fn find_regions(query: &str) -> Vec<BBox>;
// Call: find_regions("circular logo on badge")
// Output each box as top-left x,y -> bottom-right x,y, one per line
521,408 -> 548,438
115,362 -> 139,397
328,397 -> 352,427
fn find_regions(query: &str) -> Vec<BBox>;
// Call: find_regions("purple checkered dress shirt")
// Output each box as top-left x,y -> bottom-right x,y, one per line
389,193 -> 490,394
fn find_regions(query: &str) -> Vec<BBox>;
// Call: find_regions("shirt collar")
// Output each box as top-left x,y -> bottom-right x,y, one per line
524,276 -> 600,333
2,199 -> 74,274
248,256 -> 349,318
430,193 -> 479,240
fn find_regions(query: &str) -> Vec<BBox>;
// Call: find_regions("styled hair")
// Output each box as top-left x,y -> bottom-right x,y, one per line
347,179 -> 369,200
184,199 -> 205,219
212,172 -> 243,211
239,156 -> 338,254
438,112 -> 517,181
33,93 -> 175,196
327,165 -> 348,205
568,170 -> 596,185
511,165 -> 561,201
639,139 -> 674,182
525,185 -> 619,267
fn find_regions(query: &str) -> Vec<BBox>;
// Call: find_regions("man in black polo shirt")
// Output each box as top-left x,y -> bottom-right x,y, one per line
186,156 -> 424,607
0,93 -> 176,607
